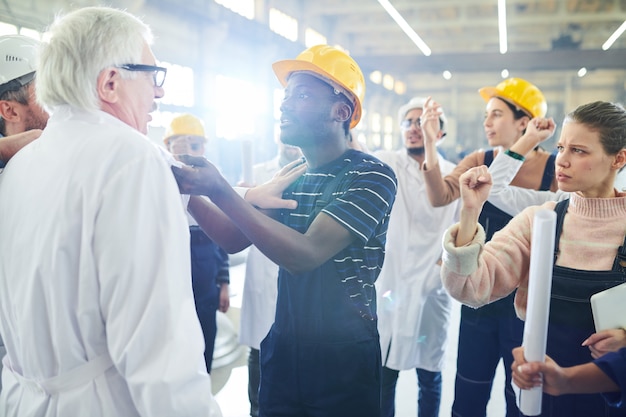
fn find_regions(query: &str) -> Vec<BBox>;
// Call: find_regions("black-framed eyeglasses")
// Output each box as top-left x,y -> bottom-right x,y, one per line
400,118 -> 420,129
116,64 -> 167,87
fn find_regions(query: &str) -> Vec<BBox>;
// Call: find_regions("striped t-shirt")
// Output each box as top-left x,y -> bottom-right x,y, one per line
277,149 -> 397,327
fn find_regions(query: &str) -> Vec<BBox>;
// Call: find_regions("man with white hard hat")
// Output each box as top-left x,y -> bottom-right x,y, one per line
374,97 -> 458,417
0,34 -> 48,169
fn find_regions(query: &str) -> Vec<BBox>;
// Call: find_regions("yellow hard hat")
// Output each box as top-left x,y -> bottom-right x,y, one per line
163,113 -> 206,145
272,45 -> 365,128
479,77 -> 547,118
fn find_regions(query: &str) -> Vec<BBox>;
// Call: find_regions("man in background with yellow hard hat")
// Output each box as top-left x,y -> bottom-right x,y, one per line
163,113 -> 230,374
421,78 -> 558,417
172,44 -> 397,417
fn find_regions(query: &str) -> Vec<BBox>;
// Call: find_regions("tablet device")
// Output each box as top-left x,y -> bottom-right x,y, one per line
590,282 -> 626,331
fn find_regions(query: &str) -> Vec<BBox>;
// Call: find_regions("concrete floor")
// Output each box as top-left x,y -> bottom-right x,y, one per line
212,258 -> 507,417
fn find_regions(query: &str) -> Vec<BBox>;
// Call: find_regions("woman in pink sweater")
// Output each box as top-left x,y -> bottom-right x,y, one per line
441,101 -> 626,417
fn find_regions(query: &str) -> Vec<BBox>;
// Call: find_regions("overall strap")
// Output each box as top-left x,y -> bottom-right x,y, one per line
612,233 -> 626,273
539,152 -> 557,191
483,149 -> 494,167
553,199 -> 570,263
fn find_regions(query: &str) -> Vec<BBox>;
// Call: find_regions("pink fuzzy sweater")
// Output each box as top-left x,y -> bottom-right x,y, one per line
441,191 -> 626,320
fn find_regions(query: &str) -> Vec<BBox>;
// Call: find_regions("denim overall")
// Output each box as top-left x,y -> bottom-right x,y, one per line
189,225 -> 224,372
527,199 -> 626,417
453,150 -> 556,417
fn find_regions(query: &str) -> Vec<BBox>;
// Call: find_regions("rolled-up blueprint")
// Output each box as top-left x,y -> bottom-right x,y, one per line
518,208 -> 557,416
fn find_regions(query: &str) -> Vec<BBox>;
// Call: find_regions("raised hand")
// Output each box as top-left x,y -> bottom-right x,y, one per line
460,165 -> 493,211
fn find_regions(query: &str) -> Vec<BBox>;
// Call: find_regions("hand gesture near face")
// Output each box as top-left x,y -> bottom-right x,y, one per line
421,97 -> 443,146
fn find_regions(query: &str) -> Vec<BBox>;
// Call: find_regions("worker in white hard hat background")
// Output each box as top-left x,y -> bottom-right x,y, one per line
0,34 -> 49,169
0,34 -> 51,394
373,97 -> 459,417
171,44 -> 398,417
163,113 -> 230,374
420,78 -> 558,417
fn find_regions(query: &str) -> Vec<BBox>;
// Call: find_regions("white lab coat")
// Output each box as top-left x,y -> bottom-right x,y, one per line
0,107 -> 221,417
374,150 -> 459,372
239,157 -> 280,350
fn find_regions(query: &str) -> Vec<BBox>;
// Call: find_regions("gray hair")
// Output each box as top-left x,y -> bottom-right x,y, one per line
37,7 -> 153,112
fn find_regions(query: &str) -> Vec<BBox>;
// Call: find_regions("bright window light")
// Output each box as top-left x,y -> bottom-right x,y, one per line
371,112 -> 381,133
305,28 -> 327,48
384,116 -> 394,134
370,71 -> 382,84
394,81 -> 406,95
215,74 -> 264,140
269,8 -> 298,42
602,20 -> 626,50
214,0 -> 254,20
376,0 -> 431,56
159,62 -> 195,107
383,133 -> 393,150
372,133 -> 381,148
0,22 -> 17,36
382,74 -> 394,90
498,0 -> 508,54
273,88 -> 283,121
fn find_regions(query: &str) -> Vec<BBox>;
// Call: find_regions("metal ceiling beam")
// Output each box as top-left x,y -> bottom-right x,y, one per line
352,48 -> 626,75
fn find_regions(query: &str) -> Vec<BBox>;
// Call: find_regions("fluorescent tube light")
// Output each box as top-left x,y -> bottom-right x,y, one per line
602,20 -> 626,51
498,0 -> 507,54
377,0 -> 431,56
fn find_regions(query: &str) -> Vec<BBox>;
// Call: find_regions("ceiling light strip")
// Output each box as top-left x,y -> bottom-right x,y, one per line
498,0 -> 508,54
602,20 -> 626,51
376,0 -> 431,56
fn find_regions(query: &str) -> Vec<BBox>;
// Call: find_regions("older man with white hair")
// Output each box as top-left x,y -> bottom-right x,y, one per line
0,7 -> 221,417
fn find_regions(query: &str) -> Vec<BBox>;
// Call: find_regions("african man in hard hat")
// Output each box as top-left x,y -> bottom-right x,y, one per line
163,113 -> 230,374
172,45 -> 398,416
0,34 -> 49,169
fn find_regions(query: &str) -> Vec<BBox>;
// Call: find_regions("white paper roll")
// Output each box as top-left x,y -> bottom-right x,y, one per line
518,208 -> 557,416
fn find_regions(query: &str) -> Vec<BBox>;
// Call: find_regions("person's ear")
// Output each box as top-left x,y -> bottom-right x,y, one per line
612,149 -> 626,172
517,116 -> 530,133
334,101 -> 352,124
97,68 -> 122,104
0,100 -> 20,122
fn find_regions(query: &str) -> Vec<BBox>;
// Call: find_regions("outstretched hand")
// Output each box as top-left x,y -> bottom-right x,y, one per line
171,154 -> 226,196
583,328 -> 626,359
245,157 -> 307,210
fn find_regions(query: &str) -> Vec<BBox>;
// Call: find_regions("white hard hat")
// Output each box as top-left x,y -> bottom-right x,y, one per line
398,96 -> 448,134
0,35 -> 40,97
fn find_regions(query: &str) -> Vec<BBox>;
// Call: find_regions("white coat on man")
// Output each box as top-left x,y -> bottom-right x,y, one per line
0,107 -> 221,417
374,150 -> 459,372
